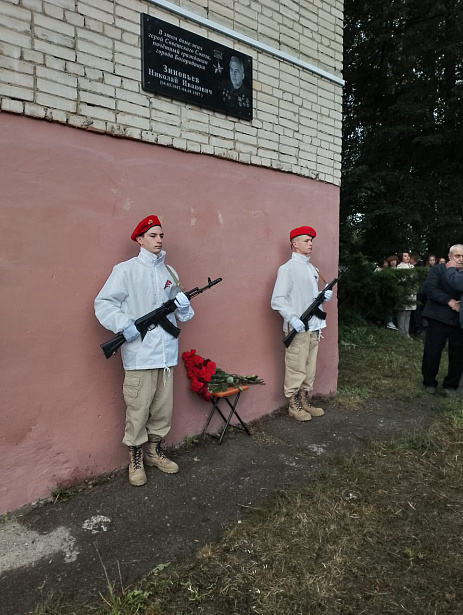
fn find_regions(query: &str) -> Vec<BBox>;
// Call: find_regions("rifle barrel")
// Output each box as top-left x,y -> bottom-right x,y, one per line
187,277 -> 222,299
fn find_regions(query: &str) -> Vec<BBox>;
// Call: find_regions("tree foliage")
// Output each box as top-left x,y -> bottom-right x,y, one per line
338,254 -> 428,325
341,0 -> 463,261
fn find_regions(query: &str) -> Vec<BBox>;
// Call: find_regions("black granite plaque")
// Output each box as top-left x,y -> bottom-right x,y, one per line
141,14 -> 253,121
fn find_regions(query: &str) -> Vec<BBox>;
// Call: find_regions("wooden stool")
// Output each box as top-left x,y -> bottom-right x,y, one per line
201,386 -> 251,445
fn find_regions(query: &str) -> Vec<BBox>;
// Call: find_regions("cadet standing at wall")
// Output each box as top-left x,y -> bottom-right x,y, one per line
271,226 -> 333,421
95,215 -> 194,486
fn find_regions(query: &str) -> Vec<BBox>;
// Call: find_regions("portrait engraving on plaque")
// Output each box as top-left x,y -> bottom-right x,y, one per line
141,14 -> 253,121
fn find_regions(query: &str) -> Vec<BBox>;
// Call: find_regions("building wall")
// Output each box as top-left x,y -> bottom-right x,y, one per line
0,0 -> 342,183
0,0 -> 343,514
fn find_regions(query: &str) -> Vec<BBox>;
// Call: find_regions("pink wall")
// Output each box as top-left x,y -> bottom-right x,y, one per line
0,113 -> 339,513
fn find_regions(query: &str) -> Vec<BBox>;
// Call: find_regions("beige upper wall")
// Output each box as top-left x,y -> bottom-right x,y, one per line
0,0 -> 343,184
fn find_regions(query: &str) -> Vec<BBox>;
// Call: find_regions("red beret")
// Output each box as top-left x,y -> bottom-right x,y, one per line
290,226 -> 316,241
131,215 -> 162,241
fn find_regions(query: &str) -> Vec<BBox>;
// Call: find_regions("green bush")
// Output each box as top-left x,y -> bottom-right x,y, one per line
338,254 -> 428,325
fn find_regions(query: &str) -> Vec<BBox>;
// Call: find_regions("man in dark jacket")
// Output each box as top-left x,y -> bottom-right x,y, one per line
421,245 -> 463,395
445,245 -> 463,328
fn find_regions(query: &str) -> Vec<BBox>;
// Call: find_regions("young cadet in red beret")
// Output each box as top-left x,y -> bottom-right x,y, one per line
271,226 -> 333,421
95,215 -> 194,486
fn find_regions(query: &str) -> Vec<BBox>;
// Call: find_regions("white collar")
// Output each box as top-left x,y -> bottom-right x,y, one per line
138,247 -> 166,266
291,252 -> 311,264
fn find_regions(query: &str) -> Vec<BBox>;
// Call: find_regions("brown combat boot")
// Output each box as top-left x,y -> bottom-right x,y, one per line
300,390 -> 325,417
144,436 -> 179,474
128,446 -> 147,486
288,391 -> 312,421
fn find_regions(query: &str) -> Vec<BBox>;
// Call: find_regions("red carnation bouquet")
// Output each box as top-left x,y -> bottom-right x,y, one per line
182,349 -> 265,402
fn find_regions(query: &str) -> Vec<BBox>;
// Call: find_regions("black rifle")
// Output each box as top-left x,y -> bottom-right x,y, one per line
100,277 -> 222,359
282,274 -> 341,348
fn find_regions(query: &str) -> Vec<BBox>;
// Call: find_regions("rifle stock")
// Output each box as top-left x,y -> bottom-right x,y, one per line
101,333 -> 126,359
100,277 -> 222,359
282,274 -> 341,348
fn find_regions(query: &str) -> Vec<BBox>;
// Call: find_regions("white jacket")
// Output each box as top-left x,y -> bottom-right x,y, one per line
94,248 -> 194,370
397,262 -> 417,310
271,252 -> 326,333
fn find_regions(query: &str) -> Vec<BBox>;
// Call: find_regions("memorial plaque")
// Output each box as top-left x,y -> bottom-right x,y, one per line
141,14 -> 253,121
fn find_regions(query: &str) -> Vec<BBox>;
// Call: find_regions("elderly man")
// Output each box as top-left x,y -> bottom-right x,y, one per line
421,244 -> 463,395
446,247 -> 463,329
271,225 -> 333,421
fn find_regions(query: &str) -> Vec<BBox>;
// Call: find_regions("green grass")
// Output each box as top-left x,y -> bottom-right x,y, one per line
338,324 -> 430,400
135,400 -> 463,615
180,434 -> 200,450
33,323 -> 463,614
49,485 -> 78,504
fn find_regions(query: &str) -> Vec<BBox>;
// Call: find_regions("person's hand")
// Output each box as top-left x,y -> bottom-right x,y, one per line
323,290 -> 333,302
123,322 -> 140,342
446,259 -> 457,268
290,317 -> 305,333
449,299 -> 460,312
174,292 -> 190,313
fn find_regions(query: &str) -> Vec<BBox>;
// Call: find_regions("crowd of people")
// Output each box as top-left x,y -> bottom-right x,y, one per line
376,246 -> 463,397
378,253 -> 447,271
375,251 -> 448,334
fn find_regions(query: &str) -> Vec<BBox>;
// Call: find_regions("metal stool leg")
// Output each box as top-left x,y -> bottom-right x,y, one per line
217,392 -> 250,444
203,389 -> 251,445
201,398 -> 228,439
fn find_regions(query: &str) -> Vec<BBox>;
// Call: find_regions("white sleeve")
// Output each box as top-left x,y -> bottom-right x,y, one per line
271,266 -> 297,323
94,267 -> 133,334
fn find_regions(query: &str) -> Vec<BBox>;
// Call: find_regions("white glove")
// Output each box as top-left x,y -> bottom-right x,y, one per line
174,291 -> 190,313
323,290 -> 333,302
123,322 -> 140,342
290,317 -> 305,333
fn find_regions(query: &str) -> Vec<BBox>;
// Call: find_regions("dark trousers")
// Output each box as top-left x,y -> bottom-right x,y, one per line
422,318 -> 463,389
410,305 -> 423,335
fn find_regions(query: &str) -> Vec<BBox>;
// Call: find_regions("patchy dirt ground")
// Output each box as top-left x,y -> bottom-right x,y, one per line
1,395 -> 441,615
